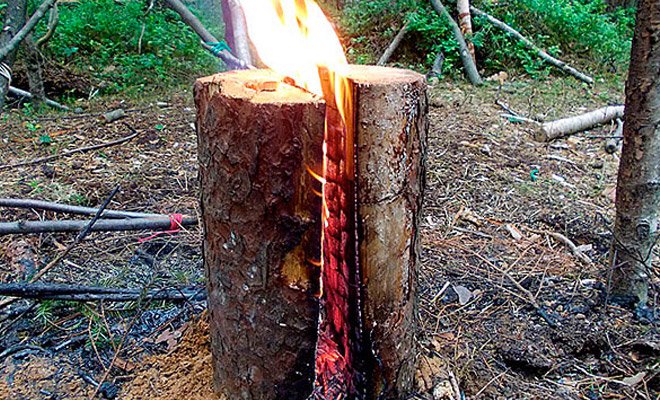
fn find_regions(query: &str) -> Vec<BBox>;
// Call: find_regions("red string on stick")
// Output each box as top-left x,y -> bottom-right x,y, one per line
138,214 -> 184,243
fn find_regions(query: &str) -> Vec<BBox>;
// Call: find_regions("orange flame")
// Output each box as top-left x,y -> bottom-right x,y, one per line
238,0 -> 347,96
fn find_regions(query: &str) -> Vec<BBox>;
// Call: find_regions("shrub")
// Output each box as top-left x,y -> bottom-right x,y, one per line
340,0 -> 635,77
31,0 -> 221,93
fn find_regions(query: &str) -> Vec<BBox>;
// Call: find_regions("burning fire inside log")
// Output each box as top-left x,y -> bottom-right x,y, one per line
195,1 -> 427,399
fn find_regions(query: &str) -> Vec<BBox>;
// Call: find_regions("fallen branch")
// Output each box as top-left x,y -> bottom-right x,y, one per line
0,215 -> 197,235
0,198 -> 165,219
161,0 -> 248,69
8,86 -> 68,111
535,105 -> 625,141
28,185 -> 120,283
471,6 -> 594,85
35,3 -> 59,48
430,0 -> 482,86
0,125 -> 140,171
0,283 -> 205,302
0,0 -> 58,61
377,19 -> 410,66
525,227 -> 593,265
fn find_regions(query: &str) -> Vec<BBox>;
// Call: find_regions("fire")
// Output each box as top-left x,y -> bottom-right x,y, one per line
238,1 -> 362,397
238,0 -> 347,96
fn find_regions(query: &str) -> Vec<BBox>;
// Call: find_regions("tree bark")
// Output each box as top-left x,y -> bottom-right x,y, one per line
429,0 -> 482,86
21,33 -> 46,109
535,105 -> 625,141
226,0 -> 252,65
0,0 -> 27,111
348,65 -> 426,400
457,0 -> 475,61
611,0 -> 660,304
195,67 -> 425,400
194,70 -> 324,400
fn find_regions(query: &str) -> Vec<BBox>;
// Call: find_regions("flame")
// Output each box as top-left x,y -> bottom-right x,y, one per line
239,1 -> 358,395
238,0 -> 347,96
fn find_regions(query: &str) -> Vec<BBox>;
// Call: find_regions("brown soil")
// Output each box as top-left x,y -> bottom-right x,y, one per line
0,75 -> 657,399
121,312 -> 218,400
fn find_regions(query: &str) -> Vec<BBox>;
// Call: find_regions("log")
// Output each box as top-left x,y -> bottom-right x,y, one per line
347,65 -> 426,399
8,85 -> 68,111
535,105 -> 625,141
471,6 -> 594,85
0,216 -> 197,235
0,198 -> 165,219
195,66 -> 426,400
194,69 -> 325,400
0,283 -> 205,302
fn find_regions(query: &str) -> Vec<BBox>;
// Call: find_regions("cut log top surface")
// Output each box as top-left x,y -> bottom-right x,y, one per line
195,69 -> 322,104
344,64 -> 425,85
195,66 -> 424,105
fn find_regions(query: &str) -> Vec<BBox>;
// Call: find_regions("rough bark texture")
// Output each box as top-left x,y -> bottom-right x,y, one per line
612,0 -> 660,304
0,0 -> 27,110
195,70 -> 324,400
22,33 -> 46,109
348,65 -> 427,399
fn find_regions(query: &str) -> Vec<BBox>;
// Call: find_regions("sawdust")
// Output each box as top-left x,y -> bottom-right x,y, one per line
121,311 -> 219,400
0,353 -> 93,400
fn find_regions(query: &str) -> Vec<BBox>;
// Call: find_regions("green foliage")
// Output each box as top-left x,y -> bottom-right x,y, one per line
341,0 -> 634,77
32,0 -> 219,92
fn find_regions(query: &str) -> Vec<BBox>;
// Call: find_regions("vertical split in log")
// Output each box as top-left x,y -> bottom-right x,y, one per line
195,66 -> 427,400
313,66 -> 427,400
194,69 -> 324,400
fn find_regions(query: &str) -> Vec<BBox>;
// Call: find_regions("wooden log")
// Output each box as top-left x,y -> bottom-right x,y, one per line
195,66 -> 426,400
347,65 -> 426,399
194,69 -> 324,400
535,105 -> 625,141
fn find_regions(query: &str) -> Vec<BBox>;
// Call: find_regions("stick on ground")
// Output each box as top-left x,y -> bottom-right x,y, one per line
0,216 -> 197,235
29,185 -> 120,283
0,124 -> 141,171
535,105 -> 624,141
0,283 -> 205,302
0,198 -> 165,219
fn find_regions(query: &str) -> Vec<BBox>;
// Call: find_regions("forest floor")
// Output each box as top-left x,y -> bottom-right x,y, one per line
0,74 -> 657,400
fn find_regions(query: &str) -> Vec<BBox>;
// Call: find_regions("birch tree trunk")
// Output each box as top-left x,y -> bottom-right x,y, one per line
611,0 -> 660,305
456,0 -> 475,61
221,0 -> 253,66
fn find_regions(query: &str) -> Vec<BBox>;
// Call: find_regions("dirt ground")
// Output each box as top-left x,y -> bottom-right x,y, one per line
0,74 -> 657,399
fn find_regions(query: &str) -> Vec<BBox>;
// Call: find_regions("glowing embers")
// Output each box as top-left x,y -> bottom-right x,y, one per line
312,69 -> 365,400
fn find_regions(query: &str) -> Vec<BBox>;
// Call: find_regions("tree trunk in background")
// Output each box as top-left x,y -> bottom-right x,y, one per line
457,0 -> 475,61
611,0 -> 660,305
429,0 -> 482,86
0,0 -> 27,110
22,33 -> 46,109
221,0 -> 252,65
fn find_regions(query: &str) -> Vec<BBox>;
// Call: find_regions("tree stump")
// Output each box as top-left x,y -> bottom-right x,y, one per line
195,66 -> 427,400
194,69 -> 324,400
